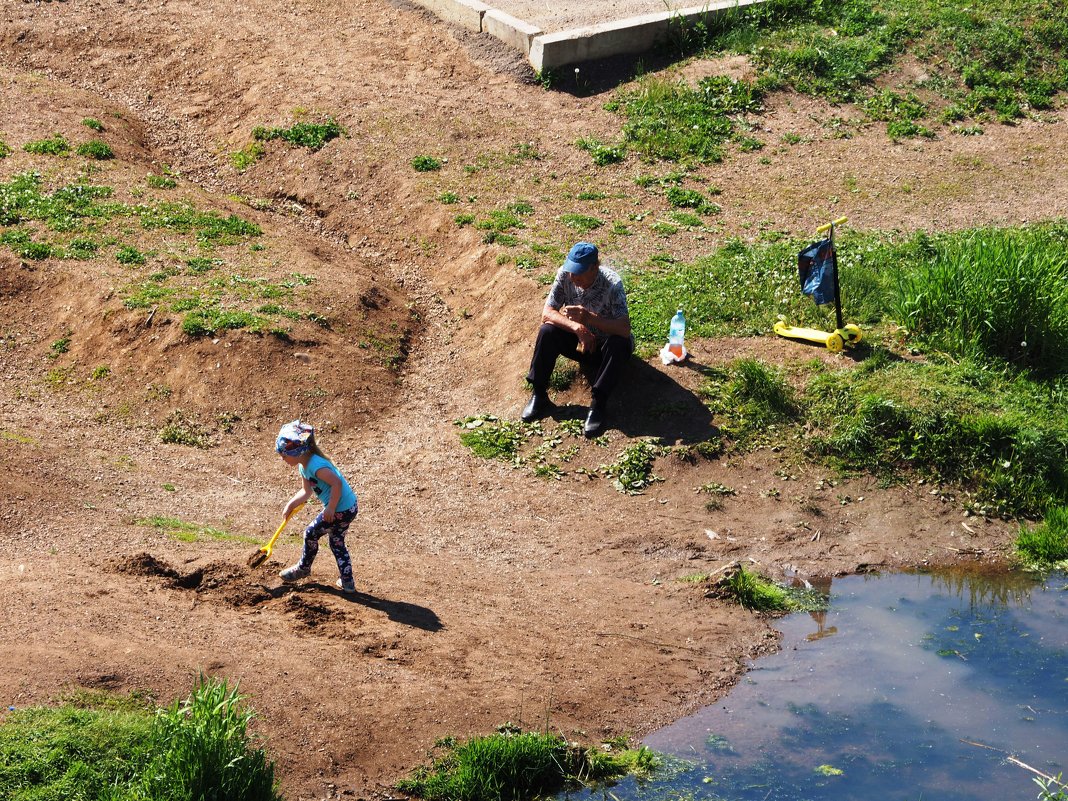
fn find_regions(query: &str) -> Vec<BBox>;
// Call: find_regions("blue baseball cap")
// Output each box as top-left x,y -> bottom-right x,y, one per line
561,242 -> 599,275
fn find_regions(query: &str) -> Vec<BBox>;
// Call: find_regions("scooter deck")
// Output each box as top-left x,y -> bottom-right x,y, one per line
773,321 -> 832,344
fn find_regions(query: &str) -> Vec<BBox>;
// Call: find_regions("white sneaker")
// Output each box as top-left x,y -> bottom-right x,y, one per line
336,577 -> 356,594
279,565 -> 310,583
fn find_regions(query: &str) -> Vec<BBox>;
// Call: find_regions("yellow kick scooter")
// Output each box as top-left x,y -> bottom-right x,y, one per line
774,216 -> 863,352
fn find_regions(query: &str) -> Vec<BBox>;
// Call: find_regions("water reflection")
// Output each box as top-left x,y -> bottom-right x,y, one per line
562,569 -> 1068,801
800,575 -> 837,642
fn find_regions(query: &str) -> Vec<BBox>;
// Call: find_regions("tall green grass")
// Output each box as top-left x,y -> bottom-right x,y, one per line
803,357 -> 1068,516
0,678 -> 280,801
398,730 -> 659,801
625,223 -> 1068,515
893,225 -> 1068,376
137,677 -> 279,801
1016,505 -> 1068,565
0,704 -> 154,800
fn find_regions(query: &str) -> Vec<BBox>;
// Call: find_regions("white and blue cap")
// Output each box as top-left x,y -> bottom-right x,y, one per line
276,419 -> 313,457
561,241 -> 599,275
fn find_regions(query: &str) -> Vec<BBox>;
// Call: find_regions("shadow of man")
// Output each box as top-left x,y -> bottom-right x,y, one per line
607,358 -> 719,445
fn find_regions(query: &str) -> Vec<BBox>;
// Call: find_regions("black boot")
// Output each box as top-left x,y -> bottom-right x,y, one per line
521,390 -> 553,422
583,394 -> 608,437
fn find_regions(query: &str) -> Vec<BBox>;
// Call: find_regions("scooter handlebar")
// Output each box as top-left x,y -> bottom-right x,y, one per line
817,216 -> 848,234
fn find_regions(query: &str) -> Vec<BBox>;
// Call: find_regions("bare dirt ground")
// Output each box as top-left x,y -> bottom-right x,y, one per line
1,1 -> 1065,799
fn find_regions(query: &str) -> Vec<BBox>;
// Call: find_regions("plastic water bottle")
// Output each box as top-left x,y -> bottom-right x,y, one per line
668,308 -> 686,358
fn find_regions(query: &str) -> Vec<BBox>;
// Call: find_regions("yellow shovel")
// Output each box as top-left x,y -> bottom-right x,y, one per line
247,503 -> 304,568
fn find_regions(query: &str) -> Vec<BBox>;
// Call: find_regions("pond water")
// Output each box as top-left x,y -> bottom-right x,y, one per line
574,569 -> 1068,801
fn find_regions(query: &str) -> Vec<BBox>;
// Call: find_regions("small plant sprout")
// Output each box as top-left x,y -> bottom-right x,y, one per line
411,155 -> 443,172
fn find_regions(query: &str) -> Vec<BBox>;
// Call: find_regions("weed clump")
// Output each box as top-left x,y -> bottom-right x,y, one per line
576,137 -> 626,166
708,563 -> 822,612
398,729 -> 659,801
411,154 -> 443,172
1016,506 -> 1068,566
601,440 -> 662,494
147,173 -> 178,189
252,117 -> 344,151
457,415 -> 529,461
23,134 -> 71,156
159,410 -> 213,448
76,139 -> 114,159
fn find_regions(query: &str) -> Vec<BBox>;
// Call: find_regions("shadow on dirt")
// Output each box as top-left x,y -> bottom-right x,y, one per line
332,587 -> 444,632
541,358 -> 718,444
110,552 -> 442,631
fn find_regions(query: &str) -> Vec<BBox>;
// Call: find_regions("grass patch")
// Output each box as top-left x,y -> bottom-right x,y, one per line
116,245 -> 147,265
1016,505 -> 1068,566
804,358 -> 1068,517
622,221 -> 1068,516
252,117 -> 344,151
456,415 -> 530,461
24,134 -> 70,156
231,141 -> 265,171
603,0 -> 1068,161
0,139 -> 12,159
398,729 -> 658,801
412,154 -> 443,172
159,409 -> 213,448
700,359 -> 798,444
576,137 -> 626,166
76,139 -> 114,160
81,117 -> 105,132
606,75 -> 763,163
559,213 -> 603,233
136,515 -> 235,542
147,173 -> 178,189
665,186 -> 719,214
710,564 -> 822,612
0,678 -> 280,801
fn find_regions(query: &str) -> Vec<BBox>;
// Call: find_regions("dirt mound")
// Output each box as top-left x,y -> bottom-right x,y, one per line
109,552 -> 181,580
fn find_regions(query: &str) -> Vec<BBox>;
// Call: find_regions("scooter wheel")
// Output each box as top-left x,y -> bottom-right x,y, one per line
842,324 -> 863,344
826,332 -> 845,353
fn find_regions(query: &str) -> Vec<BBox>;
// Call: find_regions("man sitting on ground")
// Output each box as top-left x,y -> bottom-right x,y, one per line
521,241 -> 633,437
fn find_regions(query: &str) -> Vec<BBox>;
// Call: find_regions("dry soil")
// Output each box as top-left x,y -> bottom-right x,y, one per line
1,2 -> 1065,800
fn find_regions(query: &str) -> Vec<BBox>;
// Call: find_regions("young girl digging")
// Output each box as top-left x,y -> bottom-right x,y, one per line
275,420 -> 358,593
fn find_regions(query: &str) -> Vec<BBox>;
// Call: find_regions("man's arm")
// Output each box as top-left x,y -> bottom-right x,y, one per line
543,304 -> 598,352
563,305 -> 631,339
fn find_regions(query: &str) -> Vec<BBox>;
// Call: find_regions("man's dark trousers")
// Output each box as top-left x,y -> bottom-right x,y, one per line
526,323 -> 633,399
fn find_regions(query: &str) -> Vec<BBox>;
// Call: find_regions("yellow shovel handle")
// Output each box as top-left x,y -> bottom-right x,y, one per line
262,502 -> 304,555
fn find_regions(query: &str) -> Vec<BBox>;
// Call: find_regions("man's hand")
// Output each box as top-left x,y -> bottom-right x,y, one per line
576,327 -> 597,354
561,305 -> 587,325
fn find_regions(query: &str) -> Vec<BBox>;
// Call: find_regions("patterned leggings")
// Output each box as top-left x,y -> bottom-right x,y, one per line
297,506 -> 357,582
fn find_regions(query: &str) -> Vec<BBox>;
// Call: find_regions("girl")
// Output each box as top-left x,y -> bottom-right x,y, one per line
275,420 -> 358,593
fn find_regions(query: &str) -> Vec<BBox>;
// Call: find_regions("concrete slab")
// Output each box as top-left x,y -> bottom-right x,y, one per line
530,0 -> 768,72
483,8 -> 542,55
410,0 -> 771,71
415,0 -> 490,31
